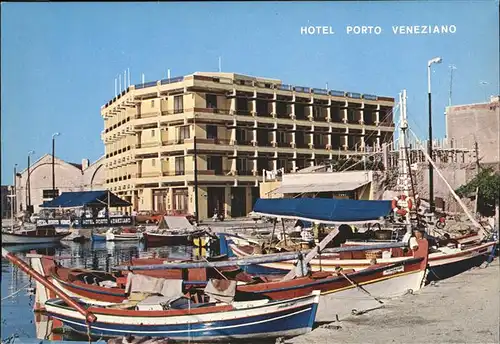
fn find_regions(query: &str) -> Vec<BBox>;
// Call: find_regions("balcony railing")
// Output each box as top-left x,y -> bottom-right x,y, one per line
136,111 -> 158,119
234,140 -> 253,146
195,138 -> 231,145
135,172 -> 162,178
162,139 -> 188,145
275,141 -> 290,148
135,142 -> 161,149
236,109 -> 251,116
295,143 -> 309,149
236,170 -> 254,176
194,107 -> 231,115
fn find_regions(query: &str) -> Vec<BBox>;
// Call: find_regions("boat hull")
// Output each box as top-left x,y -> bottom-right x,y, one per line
91,233 -> 107,242
426,241 -> 496,282
106,233 -> 142,241
2,232 -> 69,245
45,292 -> 320,341
144,232 -> 191,247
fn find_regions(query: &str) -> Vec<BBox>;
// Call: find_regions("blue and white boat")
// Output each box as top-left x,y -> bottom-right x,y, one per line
44,291 -> 320,341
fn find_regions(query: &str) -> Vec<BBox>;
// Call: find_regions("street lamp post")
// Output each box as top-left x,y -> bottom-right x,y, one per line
27,150 -> 35,213
427,57 -> 442,214
52,133 -> 60,199
193,136 -> 199,225
13,164 -> 18,216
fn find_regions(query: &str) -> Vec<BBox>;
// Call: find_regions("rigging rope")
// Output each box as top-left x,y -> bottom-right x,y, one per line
1,283 -> 31,301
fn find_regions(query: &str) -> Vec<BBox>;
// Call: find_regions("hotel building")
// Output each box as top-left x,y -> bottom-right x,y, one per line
101,72 -> 395,219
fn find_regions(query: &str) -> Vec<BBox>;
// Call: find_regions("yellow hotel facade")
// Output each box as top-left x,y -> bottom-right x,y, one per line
101,72 -> 395,220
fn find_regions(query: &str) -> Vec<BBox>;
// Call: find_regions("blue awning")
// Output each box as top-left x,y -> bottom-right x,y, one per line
253,198 -> 392,224
41,191 -> 131,208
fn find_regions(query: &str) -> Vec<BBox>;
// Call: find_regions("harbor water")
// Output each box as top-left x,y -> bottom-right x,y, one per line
1,241 -> 196,342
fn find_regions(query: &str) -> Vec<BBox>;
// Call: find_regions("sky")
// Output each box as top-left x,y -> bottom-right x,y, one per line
1,1 -> 499,184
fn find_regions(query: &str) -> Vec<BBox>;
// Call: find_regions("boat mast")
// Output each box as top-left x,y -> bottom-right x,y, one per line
397,90 -> 412,233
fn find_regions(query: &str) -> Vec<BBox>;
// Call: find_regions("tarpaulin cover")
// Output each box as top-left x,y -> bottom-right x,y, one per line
41,191 -> 131,208
253,198 -> 392,224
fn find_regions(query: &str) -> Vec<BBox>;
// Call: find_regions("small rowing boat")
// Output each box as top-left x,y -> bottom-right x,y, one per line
2,227 -> 70,245
44,291 -> 320,341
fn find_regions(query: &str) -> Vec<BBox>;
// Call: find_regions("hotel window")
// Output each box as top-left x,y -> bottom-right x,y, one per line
151,100 -> 155,108
151,129 -> 155,137
236,158 -> 248,172
152,159 -> 156,167
236,128 -> 246,143
278,131 -> 286,143
313,106 -> 322,119
175,157 -> 185,175
347,109 -> 356,122
206,125 -> 218,139
174,96 -> 184,114
179,126 -> 190,140
206,94 -> 217,109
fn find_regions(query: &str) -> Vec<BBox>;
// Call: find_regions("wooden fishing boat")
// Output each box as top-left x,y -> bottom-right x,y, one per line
227,233 -> 497,283
29,255 -> 254,308
2,227 -> 70,245
91,228 -> 142,242
143,230 -> 205,247
44,291 -> 321,341
106,227 -> 142,241
30,239 -> 429,322
143,215 -> 209,247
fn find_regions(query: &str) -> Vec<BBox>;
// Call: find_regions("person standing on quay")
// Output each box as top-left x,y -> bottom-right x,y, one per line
131,209 -> 137,226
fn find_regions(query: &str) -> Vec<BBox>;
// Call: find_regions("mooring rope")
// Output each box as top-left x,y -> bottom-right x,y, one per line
1,283 -> 31,301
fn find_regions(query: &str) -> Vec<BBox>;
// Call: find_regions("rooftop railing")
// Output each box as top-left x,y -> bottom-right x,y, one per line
312,88 -> 329,95
330,90 -> 346,97
160,76 -> 184,85
347,92 -> 362,99
278,84 -> 293,91
363,94 -> 378,101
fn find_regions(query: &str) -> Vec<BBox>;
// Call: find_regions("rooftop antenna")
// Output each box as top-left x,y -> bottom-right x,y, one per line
218,57 -> 222,72
326,82 -> 329,90
119,74 -> 122,93
124,70 -> 127,90
167,69 -> 171,79
448,65 -> 457,107
127,68 -> 130,87
142,73 -> 145,85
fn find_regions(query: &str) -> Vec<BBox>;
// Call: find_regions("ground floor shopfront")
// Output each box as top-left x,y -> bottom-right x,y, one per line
116,185 -> 260,220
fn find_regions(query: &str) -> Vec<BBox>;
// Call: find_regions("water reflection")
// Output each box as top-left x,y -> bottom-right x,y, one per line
1,241 -> 195,341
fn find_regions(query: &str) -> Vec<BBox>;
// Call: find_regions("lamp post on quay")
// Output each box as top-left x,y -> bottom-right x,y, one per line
427,57 -> 442,214
27,150 -> 35,214
13,164 -> 18,216
52,132 -> 61,199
